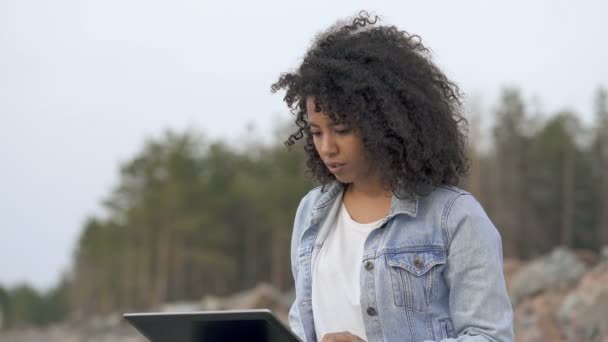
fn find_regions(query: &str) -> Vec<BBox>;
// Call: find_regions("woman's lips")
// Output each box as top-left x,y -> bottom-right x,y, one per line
326,163 -> 346,173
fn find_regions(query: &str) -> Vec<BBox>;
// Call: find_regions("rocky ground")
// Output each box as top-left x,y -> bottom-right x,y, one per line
508,246 -> 608,342
0,283 -> 292,342
1,246 -> 607,341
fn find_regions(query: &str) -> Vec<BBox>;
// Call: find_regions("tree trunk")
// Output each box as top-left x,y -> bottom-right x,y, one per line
245,225 -> 257,288
561,141 -> 574,247
136,229 -> 150,309
271,228 -> 287,291
600,156 -> 608,245
467,110 -> 482,198
171,236 -> 186,301
152,224 -> 171,308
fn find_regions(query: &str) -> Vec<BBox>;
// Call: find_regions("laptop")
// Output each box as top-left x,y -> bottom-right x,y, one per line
124,309 -> 302,342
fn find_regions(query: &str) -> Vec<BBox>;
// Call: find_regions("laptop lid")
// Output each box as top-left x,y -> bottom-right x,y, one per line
123,309 -> 301,342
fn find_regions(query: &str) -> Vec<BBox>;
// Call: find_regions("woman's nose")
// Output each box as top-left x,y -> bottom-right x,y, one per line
319,134 -> 338,157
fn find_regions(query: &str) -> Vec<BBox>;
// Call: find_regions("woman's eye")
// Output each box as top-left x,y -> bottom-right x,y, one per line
335,128 -> 351,135
310,131 -> 321,137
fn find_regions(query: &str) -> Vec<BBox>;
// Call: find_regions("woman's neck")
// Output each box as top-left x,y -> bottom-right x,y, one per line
346,179 -> 392,199
343,180 -> 393,223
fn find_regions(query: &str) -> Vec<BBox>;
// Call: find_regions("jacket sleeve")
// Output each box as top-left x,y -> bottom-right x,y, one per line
289,299 -> 305,341
426,194 -> 514,342
288,194 -> 309,341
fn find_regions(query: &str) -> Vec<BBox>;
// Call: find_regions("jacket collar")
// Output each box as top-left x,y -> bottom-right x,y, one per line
309,181 -> 418,225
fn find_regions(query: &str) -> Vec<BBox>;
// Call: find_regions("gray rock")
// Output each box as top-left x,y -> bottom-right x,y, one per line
601,245 -> 608,260
159,301 -> 205,312
557,260 -> 608,342
511,246 -> 587,305
223,282 -> 286,312
201,295 -> 223,310
0,322 -> 146,342
0,283 -> 296,341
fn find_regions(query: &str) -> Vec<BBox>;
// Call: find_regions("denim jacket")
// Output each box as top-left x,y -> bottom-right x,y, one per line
288,182 -> 514,342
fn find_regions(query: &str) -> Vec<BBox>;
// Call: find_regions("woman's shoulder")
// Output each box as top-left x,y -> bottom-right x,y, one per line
301,184 -> 325,202
430,186 -> 500,247
297,182 -> 343,212
296,185 -> 324,212
418,185 -> 497,238
292,185 -> 325,225
416,185 -> 474,217
421,185 -> 485,217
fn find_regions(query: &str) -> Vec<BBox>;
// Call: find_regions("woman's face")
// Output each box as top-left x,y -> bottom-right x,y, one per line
306,97 -> 372,185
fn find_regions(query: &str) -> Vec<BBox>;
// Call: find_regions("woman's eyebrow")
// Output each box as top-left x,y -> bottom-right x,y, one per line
308,122 -> 348,128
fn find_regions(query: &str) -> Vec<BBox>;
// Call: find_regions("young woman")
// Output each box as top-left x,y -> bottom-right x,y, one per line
271,12 -> 513,342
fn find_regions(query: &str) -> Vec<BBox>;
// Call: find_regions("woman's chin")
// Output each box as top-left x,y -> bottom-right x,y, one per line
334,175 -> 352,184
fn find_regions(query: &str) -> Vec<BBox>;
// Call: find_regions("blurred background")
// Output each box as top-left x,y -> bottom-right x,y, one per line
1,1 -> 607,341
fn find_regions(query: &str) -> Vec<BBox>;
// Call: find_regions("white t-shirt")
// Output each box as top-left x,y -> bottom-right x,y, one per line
312,201 -> 383,342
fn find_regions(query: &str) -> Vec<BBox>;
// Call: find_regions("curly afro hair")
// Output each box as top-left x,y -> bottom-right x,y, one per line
271,11 -> 468,197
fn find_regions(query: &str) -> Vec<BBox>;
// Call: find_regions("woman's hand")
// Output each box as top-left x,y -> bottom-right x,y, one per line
321,331 -> 366,342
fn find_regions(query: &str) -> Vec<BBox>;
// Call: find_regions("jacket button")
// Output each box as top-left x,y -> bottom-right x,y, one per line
414,256 -> 423,269
366,307 -> 377,316
364,261 -> 374,270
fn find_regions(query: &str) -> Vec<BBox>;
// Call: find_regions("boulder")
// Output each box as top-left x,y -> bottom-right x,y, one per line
503,257 -> 525,294
225,283 -> 286,311
203,283 -> 289,324
601,245 -> 608,260
573,249 -> 599,267
510,247 -> 587,305
159,301 -> 205,312
558,260 -> 608,342
513,289 -> 567,342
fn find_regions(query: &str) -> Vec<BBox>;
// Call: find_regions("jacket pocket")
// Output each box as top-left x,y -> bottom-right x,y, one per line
386,249 -> 446,311
438,317 -> 456,339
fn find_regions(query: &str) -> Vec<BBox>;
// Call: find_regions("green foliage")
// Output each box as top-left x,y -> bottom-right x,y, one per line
0,281 -> 69,330
484,87 -> 607,257
6,86 -> 608,327
69,128 -> 312,315
0,285 -> 8,329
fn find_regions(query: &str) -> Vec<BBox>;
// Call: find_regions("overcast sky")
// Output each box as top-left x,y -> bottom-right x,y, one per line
1,0 -> 607,291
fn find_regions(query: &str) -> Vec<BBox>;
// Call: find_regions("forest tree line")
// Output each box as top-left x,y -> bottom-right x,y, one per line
1,87 -> 607,329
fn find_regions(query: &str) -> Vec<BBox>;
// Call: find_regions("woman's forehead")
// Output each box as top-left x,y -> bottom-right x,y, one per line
305,96 -> 322,112
306,112 -> 351,128
305,96 -> 356,129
